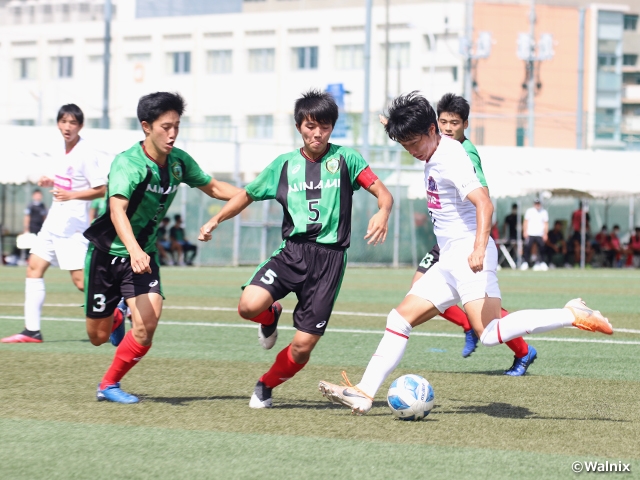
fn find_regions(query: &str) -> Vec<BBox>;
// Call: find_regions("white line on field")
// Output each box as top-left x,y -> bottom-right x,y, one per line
0,315 -> 639,345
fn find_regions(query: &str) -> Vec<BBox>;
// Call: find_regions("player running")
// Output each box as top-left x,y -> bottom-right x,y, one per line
198,89 -> 393,409
2,104 -> 107,344
83,92 -> 240,404
318,92 -> 613,415
407,93 -> 534,375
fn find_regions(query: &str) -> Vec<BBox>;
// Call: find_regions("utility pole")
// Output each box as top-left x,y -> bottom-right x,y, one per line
362,0 -> 372,160
101,0 -> 112,129
384,0 -> 390,110
527,0 -> 535,147
576,7 -> 586,149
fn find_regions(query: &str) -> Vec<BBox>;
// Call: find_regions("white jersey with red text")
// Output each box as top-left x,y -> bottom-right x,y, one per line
41,138 -> 106,237
424,135 -> 483,248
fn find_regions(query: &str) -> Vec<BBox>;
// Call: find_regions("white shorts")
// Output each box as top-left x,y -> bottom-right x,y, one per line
30,229 -> 88,271
408,237 -> 501,312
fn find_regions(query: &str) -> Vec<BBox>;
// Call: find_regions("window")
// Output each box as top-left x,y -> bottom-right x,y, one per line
623,54 -> 638,66
624,14 -> 638,31
126,117 -> 140,130
335,45 -> 364,70
12,119 -> 35,126
14,58 -> 36,80
248,48 -> 275,72
598,54 -> 617,68
127,53 -> 151,62
169,51 -> 191,74
247,115 -> 273,139
380,42 -> 410,68
86,118 -> 102,128
56,56 -> 73,78
205,116 -> 233,140
207,50 -> 232,74
292,46 -> 318,70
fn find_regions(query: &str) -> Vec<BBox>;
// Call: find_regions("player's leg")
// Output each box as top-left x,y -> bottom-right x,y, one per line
319,265 -> 451,415
97,256 -> 164,404
1,230 -> 54,343
69,269 -> 84,291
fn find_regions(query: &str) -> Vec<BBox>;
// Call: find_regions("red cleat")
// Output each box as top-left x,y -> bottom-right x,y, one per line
1,333 -> 43,343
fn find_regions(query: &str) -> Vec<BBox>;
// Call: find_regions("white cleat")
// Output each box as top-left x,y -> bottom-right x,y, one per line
249,380 -> 273,409
565,298 -> 613,335
258,302 -> 282,350
249,393 -> 272,409
318,371 -> 373,415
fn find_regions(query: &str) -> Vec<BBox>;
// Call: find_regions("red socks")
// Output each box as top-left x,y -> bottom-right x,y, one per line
240,305 -> 275,326
100,330 -> 150,389
260,344 -> 307,389
441,305 -> 472,331
500,308 -> 529,357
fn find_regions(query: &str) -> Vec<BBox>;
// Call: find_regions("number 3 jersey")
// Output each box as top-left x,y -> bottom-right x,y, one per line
84,142 -> 211,257
425,135 -> 484,248
245,144 -> 368,249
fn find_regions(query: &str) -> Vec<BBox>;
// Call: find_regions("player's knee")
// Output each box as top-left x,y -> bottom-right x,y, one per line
479,319 -> 500,347
289,341 -> 313,364
237,300 -> 261,319
88,330 -> 109,346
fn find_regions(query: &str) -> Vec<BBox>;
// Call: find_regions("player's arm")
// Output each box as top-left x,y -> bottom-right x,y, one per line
363,179 -> 393,245
52,185 -> 106,202
197,178 -> 243,201
198,190 -> 254,242
466,187 -> 494,273
110,194 -> 151,274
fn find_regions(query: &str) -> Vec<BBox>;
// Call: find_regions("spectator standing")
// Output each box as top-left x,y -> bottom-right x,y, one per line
521,198 -> 548,270
24,189 -> 48,234
570,201 -> 593,266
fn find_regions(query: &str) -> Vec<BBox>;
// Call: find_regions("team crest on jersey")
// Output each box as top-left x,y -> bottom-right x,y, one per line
427,176 -> 442,209
170,161 -> 183,181
325,157 -> 340,174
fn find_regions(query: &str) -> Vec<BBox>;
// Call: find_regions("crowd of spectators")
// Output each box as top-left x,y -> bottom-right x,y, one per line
157,214 -> 198,266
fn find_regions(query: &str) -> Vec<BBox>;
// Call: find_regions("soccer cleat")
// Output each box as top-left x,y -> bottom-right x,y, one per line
109,299 -> 127,347
318,371 -> 373,415
462,329 -> 479,358
96,383 -> 139,404
1,330 -> 43,343
249,380 -> 273,409
504,345 -> 538,376
258,302 -> 282,350
565,298 -> 613,335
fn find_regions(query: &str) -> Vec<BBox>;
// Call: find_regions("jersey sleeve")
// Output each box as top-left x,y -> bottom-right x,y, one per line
107,155 -> 146,200
451,153 -> 482,201
344,149 -> 369,190
82,149 -> 108,189
245,157 -> 285,201
464,146 -> 487,188
180,152 -> 213,188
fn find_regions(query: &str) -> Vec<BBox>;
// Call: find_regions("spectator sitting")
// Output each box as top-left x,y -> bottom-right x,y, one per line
170,214 -> 197,266
544,220 -> 568,267
629,227 -> 640,268
570,201 -> 593,266
594,225 -> 609,256
607,225 -> 623,268
157,217 -> 174,266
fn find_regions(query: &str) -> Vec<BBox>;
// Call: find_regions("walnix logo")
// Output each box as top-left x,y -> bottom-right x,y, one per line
146,184 -> 179,195
289,179 -> 340,193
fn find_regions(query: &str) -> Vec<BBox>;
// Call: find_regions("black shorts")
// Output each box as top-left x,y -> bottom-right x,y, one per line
84,243 -> 163,319
416,244 -> 441,274
244,239 -> 347,336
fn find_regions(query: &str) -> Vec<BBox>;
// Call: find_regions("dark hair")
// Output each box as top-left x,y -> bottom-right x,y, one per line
511,203 -> 518,209
613,224 -> 620,230
294,89 -> 339,127
137,92 -> 185,125
33,188 -> 42,194
554,220 -> 563,226
384,91 -> 438,142
174,214 -> 182,221
436,93 -> 470,122
162,217 -> 170,222
57,104 -> 84,124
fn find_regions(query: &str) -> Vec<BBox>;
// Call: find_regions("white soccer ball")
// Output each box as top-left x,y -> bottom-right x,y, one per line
387,374 -> 435,421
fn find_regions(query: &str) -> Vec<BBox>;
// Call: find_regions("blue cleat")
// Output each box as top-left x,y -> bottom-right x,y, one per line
462,329 -> 479,358
504,345 -> 538,376
109,299 -> 127,347
96,383 -> 139,404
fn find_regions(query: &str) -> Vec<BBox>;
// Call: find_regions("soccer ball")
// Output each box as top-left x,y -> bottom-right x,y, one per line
386,374 -> 435,421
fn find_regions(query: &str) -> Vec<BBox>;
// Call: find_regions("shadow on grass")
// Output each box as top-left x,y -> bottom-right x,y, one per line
437,401 -> 627,422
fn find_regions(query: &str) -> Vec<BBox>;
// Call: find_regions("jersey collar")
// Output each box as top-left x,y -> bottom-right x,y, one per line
299,144 -> 331,163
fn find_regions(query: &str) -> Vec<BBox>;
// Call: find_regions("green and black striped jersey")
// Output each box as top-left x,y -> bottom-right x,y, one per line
84,142 -> 211,257
245,144 -> 368,248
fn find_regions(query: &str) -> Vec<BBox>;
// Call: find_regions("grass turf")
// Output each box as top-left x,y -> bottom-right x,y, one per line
0,265 -> 639,479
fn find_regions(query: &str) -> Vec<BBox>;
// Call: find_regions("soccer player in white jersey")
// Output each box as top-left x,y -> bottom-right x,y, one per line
2,105 -> 107,343
318,92 -> 613,415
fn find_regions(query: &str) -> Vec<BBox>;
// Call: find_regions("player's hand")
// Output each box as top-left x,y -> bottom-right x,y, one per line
130,248 -> 151,274
364,210 -> 389,245
198,219 -> 219,242
51,188 -> 75,202
378,114 -> 388,126
38,176 -> 54,187
468,246 -> 485,273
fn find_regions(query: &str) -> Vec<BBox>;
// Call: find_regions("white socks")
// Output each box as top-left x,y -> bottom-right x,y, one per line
480,308 -> 575,347
24,278 -> 46,332
357,309 -> 412,399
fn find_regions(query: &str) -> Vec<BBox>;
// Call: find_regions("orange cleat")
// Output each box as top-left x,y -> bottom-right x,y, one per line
565,298 -> 613,335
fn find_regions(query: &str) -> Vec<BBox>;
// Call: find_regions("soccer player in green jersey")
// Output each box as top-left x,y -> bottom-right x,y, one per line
198,90 -> 394,408
83,92 -> 241,404
409,93 -> 534,375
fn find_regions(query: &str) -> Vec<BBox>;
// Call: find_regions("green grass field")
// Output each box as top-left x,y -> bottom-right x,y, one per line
1,266 -> 639,479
